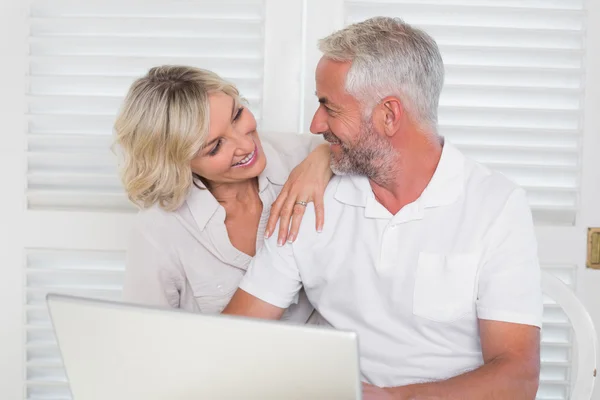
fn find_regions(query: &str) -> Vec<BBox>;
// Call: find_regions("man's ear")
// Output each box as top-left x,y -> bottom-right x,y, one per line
379,96 -> 403,137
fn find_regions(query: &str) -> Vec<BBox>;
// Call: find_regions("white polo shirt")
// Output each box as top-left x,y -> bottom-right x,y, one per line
239,140 -> 543,387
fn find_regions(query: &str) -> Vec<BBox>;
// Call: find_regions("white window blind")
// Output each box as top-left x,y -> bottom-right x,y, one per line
345,0 -> 585,226
27,0 -> 265,212
25,250 -> 125,400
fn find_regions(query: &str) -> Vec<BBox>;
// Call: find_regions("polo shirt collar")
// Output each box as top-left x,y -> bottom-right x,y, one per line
333,139 -> 465,217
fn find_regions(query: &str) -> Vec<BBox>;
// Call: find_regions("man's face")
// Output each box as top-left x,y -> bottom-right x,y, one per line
310,57 -> 395,180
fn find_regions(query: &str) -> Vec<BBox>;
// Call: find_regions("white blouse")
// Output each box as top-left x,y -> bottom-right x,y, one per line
122,132 -> 323,323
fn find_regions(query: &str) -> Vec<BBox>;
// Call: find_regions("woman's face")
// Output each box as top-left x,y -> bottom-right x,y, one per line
191,92 -> 266,186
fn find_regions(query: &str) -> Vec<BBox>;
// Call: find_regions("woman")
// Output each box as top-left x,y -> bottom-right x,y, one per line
114,65 -> 331,322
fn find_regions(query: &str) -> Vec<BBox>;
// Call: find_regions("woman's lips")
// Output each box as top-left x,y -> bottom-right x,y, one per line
232,144 -> 258,168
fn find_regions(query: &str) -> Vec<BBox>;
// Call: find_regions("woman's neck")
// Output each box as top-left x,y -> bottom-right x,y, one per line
208,178 -> 260,207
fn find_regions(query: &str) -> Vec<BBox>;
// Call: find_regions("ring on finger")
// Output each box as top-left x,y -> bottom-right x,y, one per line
295,200 -> 308,207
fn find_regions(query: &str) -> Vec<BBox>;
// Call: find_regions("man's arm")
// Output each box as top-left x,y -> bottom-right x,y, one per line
223,289 -> 286,320
223,226 -> 305,319
368,320 -> 540,400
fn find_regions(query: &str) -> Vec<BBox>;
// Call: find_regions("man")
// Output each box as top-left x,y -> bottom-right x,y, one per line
225,17 -> 542,399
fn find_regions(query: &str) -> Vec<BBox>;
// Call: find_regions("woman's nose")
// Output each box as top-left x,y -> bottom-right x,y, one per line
232,133 -> 255,155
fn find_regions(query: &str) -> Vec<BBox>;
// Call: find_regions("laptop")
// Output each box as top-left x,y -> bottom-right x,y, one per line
47,294 -> 361,400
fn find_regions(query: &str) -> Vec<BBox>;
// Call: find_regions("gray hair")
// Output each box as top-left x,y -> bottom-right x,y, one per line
319,17 -> 444,131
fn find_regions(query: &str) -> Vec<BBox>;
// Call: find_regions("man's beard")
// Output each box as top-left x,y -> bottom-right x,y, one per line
323,119 -> 397,186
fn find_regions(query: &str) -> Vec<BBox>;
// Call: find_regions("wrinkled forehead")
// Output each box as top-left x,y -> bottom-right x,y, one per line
315,57 -> 352,96
316,57 -> 365,113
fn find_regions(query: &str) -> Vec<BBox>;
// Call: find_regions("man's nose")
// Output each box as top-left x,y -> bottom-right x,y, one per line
310,106 -> 328,135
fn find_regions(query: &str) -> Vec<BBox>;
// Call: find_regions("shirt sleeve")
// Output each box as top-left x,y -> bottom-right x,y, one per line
238,232 -> 303,309
122,221 -> 183,309
476,188 -> 543,328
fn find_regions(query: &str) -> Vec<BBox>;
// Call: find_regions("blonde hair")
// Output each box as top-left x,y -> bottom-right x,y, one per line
114,65 -> 241,211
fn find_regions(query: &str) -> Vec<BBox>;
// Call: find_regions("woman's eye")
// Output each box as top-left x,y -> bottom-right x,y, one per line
233,107 -> 244,122
208,139 -> 222,156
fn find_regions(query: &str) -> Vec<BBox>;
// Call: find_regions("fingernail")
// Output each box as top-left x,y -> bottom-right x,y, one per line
264,229 -> 270,238
317,228 -> 323,233
278,239 -> 284,247
287,235 -> 295,243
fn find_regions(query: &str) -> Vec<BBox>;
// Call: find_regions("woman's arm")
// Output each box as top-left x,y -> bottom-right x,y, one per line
123,225 -> 183,308
265,142 -> 332,245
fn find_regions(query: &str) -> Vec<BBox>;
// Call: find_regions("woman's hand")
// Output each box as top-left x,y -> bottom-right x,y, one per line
265,143 -> 332,245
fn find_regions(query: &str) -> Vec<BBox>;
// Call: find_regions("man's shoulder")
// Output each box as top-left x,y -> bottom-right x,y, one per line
464,156 -> 523,202
460,156 -> 532,230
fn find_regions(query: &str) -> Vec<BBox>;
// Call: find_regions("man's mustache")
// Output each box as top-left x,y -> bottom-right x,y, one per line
322,132 -> 341,145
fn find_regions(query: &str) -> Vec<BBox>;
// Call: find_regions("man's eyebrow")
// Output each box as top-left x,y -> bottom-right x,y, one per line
315,92 -> 336,108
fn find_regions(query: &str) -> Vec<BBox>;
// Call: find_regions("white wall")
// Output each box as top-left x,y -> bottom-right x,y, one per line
0,0 -> 26,398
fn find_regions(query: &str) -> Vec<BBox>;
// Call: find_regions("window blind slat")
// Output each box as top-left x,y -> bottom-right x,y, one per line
439,46 -> 581,69
438,107 -> 579,129
29,76 -> 263,97
346,3 -> 584,30
406,26 -> 582,50
344,0 -> 583,10
440,85 -> 581,110
30,1 -> 264,19
29,37 -> 263,58
28,95 -> 262,114
30,56 -> 264,78
444,65 -> 581,89
30,17 -> 263,38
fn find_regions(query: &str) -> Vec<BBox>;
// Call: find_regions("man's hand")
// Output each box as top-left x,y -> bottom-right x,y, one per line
362,383 -> 405,400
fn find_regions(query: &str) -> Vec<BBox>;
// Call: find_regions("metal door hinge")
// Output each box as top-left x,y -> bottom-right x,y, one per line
587,228 -> 600,269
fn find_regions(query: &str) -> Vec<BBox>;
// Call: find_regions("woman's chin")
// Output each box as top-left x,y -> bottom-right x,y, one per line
249,156 -> 267,178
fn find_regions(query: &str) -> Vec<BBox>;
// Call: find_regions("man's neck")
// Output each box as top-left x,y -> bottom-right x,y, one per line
370,134 -> 443,215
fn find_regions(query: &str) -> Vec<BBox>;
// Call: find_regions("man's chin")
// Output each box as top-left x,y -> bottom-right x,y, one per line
330,158 -> 350,176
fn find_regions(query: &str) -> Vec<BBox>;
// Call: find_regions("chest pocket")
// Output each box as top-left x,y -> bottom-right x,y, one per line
191,269 -> 243,314
413,252 -> 480,323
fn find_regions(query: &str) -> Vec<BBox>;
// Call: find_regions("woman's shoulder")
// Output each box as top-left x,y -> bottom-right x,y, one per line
260,131 -> 324,176
131,203 -> 188,241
